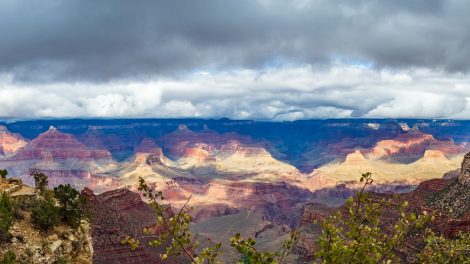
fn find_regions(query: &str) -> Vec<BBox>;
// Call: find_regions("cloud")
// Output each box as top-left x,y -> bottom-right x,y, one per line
0,0 -> 470,82
1,0 -> 469,119
0,77 -> 163,118
2,65 -> 470,120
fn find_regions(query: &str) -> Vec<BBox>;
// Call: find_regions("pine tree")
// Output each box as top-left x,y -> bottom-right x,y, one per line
54,184 -> 85,228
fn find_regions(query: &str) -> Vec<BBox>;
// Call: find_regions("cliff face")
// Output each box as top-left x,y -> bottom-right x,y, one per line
459,151 -> 470,185
428,151 -> 470,218
88,188 -> 182,264
0,126 -> 28,156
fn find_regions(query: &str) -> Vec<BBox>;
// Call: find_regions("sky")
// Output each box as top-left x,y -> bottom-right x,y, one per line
1,0 -> 470,120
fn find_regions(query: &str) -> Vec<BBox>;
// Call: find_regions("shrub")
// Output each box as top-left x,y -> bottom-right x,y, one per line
55,256 -> 68,264
126,173 -> 466,264
0,192 -> 14,243
121,177 -> 222,263
53,184 -> 86,228
29,169 -> 49,194
0,251 -> 16,264
31,193 -> 60,232
229,173 -> 432,264
230,231 -> 298,264
0,169 -> 7,179
315,172 -> 431,263
419,231 -> 470,263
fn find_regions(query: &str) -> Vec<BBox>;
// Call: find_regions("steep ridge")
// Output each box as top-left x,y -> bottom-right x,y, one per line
0,126 -> 117,187
459,151 -> 470,185
86,188 -> 181,264
0,125 -> 28,156
9,126 -> 111,161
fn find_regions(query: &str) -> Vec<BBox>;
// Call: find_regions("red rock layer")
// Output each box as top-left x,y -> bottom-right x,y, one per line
90,188 -> 181,264
9,127 -> 111,161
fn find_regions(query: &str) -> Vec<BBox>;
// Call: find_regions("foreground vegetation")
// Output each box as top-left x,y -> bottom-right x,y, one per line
0,169 -> 88,262
1,169 -> 468,263
124,173 -> 470,263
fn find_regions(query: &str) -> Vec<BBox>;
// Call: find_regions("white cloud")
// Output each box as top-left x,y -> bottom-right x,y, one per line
162,100 -> 198,117
2,65 -> 470,120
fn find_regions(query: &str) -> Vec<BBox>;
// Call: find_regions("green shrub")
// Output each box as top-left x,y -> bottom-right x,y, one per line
315,173 -> 431,263
229,173 -> 432,264
31,193 -> 60,232
419,231 -> 470,263
0,192 -> 14,243
13,195 -> 35,212
55,256 -> 68,264
53,184 -> 86,228
0,169 -> 7,179
0,251 -> 16,264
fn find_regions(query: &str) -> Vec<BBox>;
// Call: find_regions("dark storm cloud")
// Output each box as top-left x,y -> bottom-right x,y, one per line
1,0 -> 469,81
1,0 -> 470,120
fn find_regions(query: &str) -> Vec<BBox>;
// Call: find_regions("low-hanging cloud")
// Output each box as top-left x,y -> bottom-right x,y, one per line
2,65 -> 470,120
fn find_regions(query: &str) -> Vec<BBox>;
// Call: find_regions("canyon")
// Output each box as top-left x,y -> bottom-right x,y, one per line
1,118 -> 469,263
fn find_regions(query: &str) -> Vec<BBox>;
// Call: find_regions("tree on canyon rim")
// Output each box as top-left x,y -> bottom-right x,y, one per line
0,169 -> 7,179
30,169 -> 49,194
53,184 -> 87,229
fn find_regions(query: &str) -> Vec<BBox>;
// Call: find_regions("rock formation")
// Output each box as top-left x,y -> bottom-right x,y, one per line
459,151 -> 470,185
0,126 -> 116,188
2,220 -> 93,264
367,130 -> 464,162
89,188 -> 181,263
9,126 -> 111,161
0,125 -> 28,156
